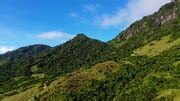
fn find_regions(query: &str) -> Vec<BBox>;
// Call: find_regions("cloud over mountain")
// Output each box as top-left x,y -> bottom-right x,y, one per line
35,31 -> 75,39
100,0 -> 171,27
0,46 -> 15,54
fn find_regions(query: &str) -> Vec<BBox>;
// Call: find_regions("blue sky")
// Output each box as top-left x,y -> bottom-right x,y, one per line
0,0 -> 171,54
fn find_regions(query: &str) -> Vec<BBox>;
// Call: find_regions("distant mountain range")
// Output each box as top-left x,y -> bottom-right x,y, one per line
0,0 -> 179,101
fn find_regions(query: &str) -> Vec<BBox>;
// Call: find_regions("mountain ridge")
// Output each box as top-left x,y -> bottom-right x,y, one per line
0,44 -> 51,65
0,33 -> 117,94
108,0 -> 178,47
0,1 -> 179,100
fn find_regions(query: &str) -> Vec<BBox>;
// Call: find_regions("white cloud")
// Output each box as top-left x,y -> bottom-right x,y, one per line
84,3 -> 101,13
69,12 -> 78,18
0,46 -> 15,54
35,31 -> 75,39
100,0 -> 171,27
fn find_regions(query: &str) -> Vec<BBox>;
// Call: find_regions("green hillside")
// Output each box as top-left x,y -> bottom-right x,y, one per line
132,34 -> 180,56
31,33 -> 116,77
0,33 -> 116,95
0,44 -> 51,65
0,0 -> 179,101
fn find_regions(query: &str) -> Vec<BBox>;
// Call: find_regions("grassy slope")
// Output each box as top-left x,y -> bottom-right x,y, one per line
37,43 -> 179,100
1,61 -> 120,101
35,61 -> 120,100
0,34 -> 116,95
1,1 -> 179,100
132,34 -> 180,56
1,34 -> 180,100
1,84 -> 41,101
36,19 -> 179,99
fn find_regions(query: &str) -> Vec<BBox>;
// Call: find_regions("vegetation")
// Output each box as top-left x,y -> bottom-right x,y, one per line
56,45 -> 180,100
132,34 -> 180,56
0,0 -> 179,101
0,34 -> 116,94
32,34 -> 117,77
0,44 -> 51,64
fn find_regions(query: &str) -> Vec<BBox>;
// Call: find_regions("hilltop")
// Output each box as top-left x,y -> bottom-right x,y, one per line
0,0 -> 179,100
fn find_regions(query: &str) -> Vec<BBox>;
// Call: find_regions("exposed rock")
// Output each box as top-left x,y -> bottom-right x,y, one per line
115,1 -> 177,42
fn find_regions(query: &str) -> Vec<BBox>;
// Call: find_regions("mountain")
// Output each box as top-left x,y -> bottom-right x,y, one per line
109,0 -> 178,46
0,0 -> 179,100
33,1 -> 179,100
32,1 -> 179,100
108,0 -> 179,57
31,33 -> 116,77
105,0 -> 180,61
0,44 -> 51,79
0,45 -> 51,80
0,44 -> 51,64
0,33 -> 116,94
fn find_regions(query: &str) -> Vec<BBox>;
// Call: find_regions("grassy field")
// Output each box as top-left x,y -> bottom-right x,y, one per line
132,35 -> 180,56
34,61 -> 120,100
2,84 -> 41,101
156,89 -> 180,101
0,61 -> 120,101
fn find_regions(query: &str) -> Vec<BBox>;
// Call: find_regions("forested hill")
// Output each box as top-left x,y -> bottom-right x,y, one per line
30,33 -> 116,77
0,0 -> 179,101
0,33 -> 116,94
107,0 -> 179,58
0,44 -> 51,65
109,0 -> 178,47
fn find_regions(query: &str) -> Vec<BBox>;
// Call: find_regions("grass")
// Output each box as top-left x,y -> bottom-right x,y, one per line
35,61 -> 120,100
143,71 -> 173,85
132,34 -> 180,56
1,61 -> 120,101
173,61 -> 180,67
123,61 -> 135,66
1,84 -> 41,101
31,74 -> 45,79
156,89 -> 180,100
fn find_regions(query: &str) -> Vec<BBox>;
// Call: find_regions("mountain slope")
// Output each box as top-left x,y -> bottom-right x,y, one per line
35,45 -> 180,100
0,0 -> 179,100
108,0 -> 179,59
0,44 -> 51,80
32,0 -> 180,100
0,44 -> 51,64
0,33 -> 117,95
31,33 -> 116,77
109,0 -> 178,46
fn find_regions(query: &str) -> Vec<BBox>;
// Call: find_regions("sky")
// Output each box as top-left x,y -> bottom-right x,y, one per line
0,0 -> 172,54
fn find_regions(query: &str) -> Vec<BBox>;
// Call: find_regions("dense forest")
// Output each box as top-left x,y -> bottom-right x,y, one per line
0,0 -> 179,101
